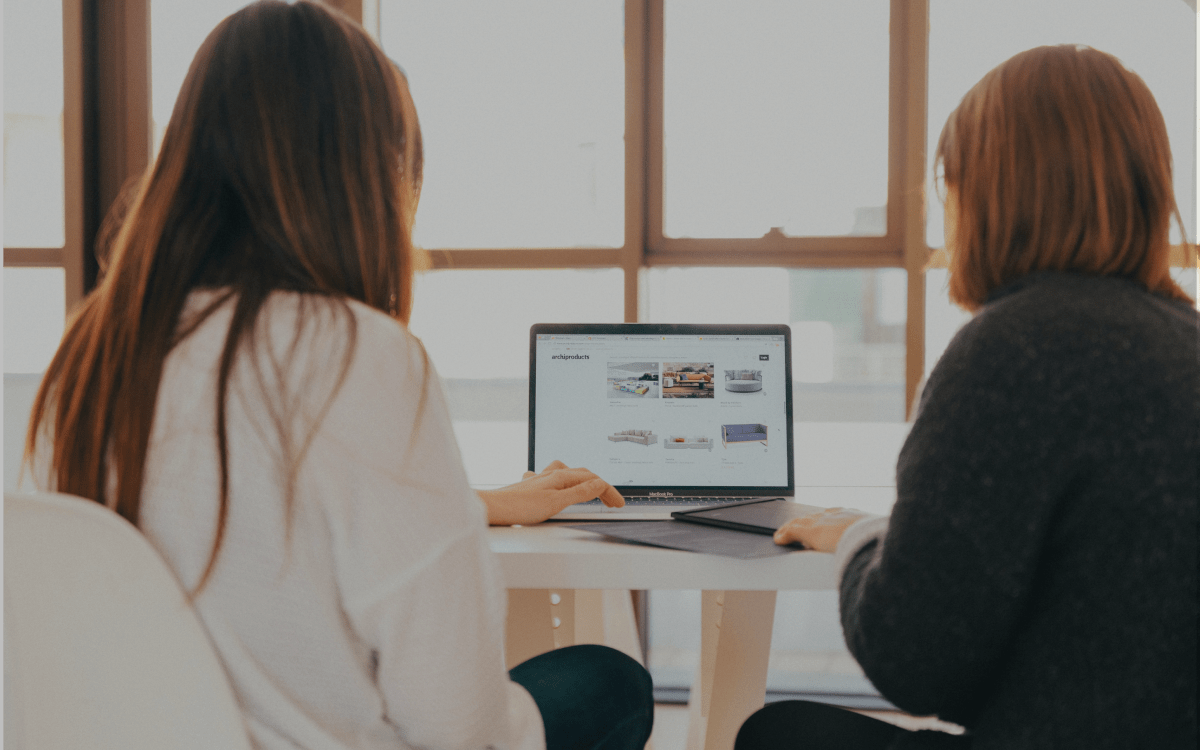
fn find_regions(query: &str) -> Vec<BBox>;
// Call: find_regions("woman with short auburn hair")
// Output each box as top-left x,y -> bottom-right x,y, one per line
738,45 -> 1198,749
25,3 -> 650,749
938,44 -> 1190,310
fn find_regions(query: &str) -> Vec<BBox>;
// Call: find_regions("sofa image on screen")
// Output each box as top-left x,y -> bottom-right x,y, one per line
724,370 -> 763,392
608,429 -> 657,446
661,363 -> 716,399
721,423 -> 767,447
662,372 -> 713,389
663,436 -> 714,451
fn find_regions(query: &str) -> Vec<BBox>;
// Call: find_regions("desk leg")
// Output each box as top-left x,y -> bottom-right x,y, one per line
506,589 -> 555,670
504,589 -> 583,669
686,590 -> 777,750
506,589 -> 646,663
600,589 -> 646,665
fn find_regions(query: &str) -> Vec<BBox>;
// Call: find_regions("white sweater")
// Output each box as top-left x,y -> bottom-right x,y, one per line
49,291 -> 545,750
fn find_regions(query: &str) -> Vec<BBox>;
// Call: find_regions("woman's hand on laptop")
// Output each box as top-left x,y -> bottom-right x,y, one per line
478,461 -> 625,526
773,507 -> 869,553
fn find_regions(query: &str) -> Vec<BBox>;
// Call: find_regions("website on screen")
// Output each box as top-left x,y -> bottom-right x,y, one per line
533,333 -> 788,488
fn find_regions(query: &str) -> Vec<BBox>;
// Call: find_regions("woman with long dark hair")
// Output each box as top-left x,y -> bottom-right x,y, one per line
739,45 -> 1198,749
26,3 -> 650,748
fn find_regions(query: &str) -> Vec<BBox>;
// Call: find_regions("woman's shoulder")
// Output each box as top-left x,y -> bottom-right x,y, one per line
238,291 -> 459,487
255,291 -> 417,350
180,288 -> 418,349
927,272 -> 1200,418
257,290 -> 431,391
980,272 -> 1198,332
953,272 -> 1198,360
175,289 -> 438,434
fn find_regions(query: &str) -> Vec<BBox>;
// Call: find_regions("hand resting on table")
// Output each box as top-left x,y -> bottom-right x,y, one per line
773,506 -> 869,553
477,460 -> 624,526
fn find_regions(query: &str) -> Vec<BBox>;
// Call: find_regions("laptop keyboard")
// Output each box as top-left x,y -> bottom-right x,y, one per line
577,497 -> 745,506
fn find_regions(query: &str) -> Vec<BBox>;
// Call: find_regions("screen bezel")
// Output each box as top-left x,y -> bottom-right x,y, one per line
528,323 -> 794,498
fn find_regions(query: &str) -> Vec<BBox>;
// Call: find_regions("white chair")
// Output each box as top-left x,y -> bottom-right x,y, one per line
4,491 -> 252,750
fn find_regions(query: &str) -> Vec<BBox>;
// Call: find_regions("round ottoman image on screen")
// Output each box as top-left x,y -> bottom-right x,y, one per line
724,369 -> 762,392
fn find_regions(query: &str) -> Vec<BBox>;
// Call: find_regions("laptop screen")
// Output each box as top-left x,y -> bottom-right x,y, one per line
529,324 -> 793,497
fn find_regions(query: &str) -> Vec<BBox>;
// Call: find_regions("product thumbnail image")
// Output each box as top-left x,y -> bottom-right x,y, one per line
608,429 -> 658,446
724,369 -> 763,392
608,362 -> 660,399
663,435 -> 714,451
721,423 -> 767,447
662,362 -> 715,399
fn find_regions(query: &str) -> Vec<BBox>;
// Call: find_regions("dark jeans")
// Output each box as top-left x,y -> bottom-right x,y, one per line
736,700 -> 969,750
509,644 -> 654,750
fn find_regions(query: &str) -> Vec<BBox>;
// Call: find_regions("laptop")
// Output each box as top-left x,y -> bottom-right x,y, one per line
529,323 -> 794,520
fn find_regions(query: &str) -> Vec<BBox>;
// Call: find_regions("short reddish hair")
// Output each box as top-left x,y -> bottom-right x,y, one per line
935,45 -> 1195,311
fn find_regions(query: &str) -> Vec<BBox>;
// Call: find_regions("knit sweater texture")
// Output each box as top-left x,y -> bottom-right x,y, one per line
840,272 -> 1198,749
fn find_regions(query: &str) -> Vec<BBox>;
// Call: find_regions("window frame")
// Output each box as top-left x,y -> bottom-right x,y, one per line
3,0 -> 85,311
417,0 -> 932,416
8,0 -> 1199,411
3,0 -> 152,318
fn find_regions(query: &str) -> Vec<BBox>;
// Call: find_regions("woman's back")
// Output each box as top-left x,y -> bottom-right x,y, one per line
137,291 -> 543,750
844,272 -> 1199,748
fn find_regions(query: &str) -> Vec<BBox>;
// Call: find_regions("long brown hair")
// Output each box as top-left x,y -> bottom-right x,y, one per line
27,0 -> 424,590
935,45 -> 1195,310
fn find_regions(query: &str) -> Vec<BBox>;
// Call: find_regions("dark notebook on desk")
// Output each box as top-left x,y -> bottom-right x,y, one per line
568,499 -> 824,558
567,520 -> 803,559
671,497 -> 825,534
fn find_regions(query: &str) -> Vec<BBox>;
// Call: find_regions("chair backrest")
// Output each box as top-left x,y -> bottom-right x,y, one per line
4,491 -> 252,750
4,373 -> 43,492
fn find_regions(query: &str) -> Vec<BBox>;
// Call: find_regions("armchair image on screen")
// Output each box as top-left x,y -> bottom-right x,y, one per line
724,369 -> 763,392
721,423 -> 767,447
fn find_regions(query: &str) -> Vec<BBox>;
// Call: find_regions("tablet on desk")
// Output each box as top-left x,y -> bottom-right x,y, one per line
671,497 -> 826,536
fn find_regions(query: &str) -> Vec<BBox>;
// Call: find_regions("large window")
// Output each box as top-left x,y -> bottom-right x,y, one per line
382,1 -> 626,250
663,2 -> 890,240
3,0 -> 68,374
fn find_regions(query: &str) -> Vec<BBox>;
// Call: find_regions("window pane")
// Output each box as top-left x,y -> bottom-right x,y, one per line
645,268 -> 906,422
150,0 -> 255,154
1171,266 -> 1199,305
4,267 -> 66,373
381,1 -> 625,249
663,1 -> 890,239
4,0 -> 65,247
407,269 -> 624,484
927,0 -> 1196,247
923,268 -> 973,384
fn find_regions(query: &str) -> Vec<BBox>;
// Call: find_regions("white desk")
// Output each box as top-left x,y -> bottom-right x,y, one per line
490,486 -> 894,750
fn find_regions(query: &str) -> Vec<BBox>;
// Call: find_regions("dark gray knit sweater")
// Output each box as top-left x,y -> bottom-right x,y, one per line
841,272 -> 1199,749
